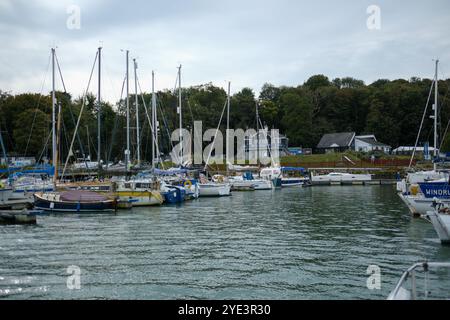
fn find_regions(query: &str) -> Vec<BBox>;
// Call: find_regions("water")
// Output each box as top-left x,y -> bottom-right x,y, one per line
1,185 -> 449,299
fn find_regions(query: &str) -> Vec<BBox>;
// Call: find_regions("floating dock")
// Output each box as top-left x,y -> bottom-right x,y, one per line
311,179 -> 396,186
0,210 -> 38,225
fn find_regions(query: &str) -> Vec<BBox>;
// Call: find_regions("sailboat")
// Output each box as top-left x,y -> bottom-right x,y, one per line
198,81 -> 232,197
31,48 -> 120,213
399,60 -> 449,216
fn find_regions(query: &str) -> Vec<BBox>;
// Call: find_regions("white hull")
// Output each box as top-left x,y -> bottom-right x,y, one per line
198,183 -> 231,197
252,179 -> 273,190
425,210 -> 450,244
311,172 -> 372,184
402,195 -> 450,216
281,178 -> 306,187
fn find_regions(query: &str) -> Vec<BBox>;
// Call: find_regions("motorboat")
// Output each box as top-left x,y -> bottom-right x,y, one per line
311,172 -> 372,185
113,179 -> 164,206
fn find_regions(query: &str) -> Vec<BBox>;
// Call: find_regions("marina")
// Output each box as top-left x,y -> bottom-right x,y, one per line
1,185 -> 449,299
1,0 -> 450,304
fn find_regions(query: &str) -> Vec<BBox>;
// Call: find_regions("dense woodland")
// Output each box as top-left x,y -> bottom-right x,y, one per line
1,74 -> 450,164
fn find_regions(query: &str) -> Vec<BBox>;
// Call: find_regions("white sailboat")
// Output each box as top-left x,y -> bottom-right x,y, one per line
199,81 -> 231,197
398,60 -> 446,215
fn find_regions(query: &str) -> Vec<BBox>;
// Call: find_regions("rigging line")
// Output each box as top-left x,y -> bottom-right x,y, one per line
61,51 -> 98,178
55,53 -> 67,93
102,52 -> 123,110
107,75 -> 126,166
23,52 -> 51,156
173,70 -> 179,93
186,98 -> 195,128
56,52 -> 90,170
409,79 -> 435,168
60,113 -> 75,180
437,67 -> 450,150
137,76 -> 165,169
36,130 -> 52,164
159,98 -> 175,156
203,98 -> 228,171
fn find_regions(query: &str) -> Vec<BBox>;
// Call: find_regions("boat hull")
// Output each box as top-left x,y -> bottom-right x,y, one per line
33,194 -> 116,213
252,180 -> 273,190
115,191 -> 163,206
198,184 -> 231,197
402,195 -> 450,216
162,186 -> 186,204
426,210 -> 450,244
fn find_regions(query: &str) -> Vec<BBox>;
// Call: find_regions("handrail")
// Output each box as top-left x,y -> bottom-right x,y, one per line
389,262 -> 450,300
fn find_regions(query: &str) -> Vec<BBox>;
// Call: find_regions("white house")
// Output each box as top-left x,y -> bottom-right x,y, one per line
354,135 -> 391,153
316,132 -> 391,154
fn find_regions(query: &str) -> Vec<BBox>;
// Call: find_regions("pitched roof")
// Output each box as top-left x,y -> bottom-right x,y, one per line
355,137 -> 390,147
316,132 -> 355,149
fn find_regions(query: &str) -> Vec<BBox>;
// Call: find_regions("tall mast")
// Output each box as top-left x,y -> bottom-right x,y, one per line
134,58 -> 140,166
226,81 -> 230,176
97,47 -> 102,170
51,48 -> 57,182
256,100 -> 259,167
0,126 -> 7,164
125,50 -> 130,172
152,70 -> 156,169
178,65 -> 182,166
55,102 -> 62,181
434,59 -> 439,171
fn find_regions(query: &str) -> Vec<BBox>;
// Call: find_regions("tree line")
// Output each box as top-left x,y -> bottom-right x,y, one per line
1,74 -> 450,165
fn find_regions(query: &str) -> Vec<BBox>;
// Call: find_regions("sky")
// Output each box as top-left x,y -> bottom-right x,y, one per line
1,0 -> 449,103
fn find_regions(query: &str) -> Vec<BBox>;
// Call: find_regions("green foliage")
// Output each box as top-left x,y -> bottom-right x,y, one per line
0,75 -> 448,163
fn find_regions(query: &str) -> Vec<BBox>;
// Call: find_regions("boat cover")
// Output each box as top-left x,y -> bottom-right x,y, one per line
60,190 -> 109,202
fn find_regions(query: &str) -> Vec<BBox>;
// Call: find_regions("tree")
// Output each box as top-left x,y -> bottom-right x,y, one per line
13,109 -> 49,159
304,75 -> 331,91
280,91 -> 313,147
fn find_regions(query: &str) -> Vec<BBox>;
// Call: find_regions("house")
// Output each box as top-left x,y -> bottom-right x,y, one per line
316,132 -> 390,154
354,135 -> 391,153
316,132 -> 356,153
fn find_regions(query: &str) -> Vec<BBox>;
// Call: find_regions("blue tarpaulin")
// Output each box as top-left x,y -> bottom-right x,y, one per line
281,167 -> 305,172
0,165 -> 54,176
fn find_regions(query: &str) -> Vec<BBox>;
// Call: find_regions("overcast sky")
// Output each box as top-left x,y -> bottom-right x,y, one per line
1,0 -> 449,103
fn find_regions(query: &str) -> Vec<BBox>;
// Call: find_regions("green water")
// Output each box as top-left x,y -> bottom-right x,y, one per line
0,185 -> 449,299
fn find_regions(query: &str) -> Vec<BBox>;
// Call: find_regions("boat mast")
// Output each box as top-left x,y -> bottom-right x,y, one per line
434,59 -> 439,171
51,48 -> 57,182
0,126 -> 7,164
226,81 -> 230,176
56,102 -> 62,180
97,46 -> 102,170
256,100 -> 259,168
178,65 -> 182,166
134,58 -> 140,166
125,50 -> 130,172
152,70 -> 156,169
